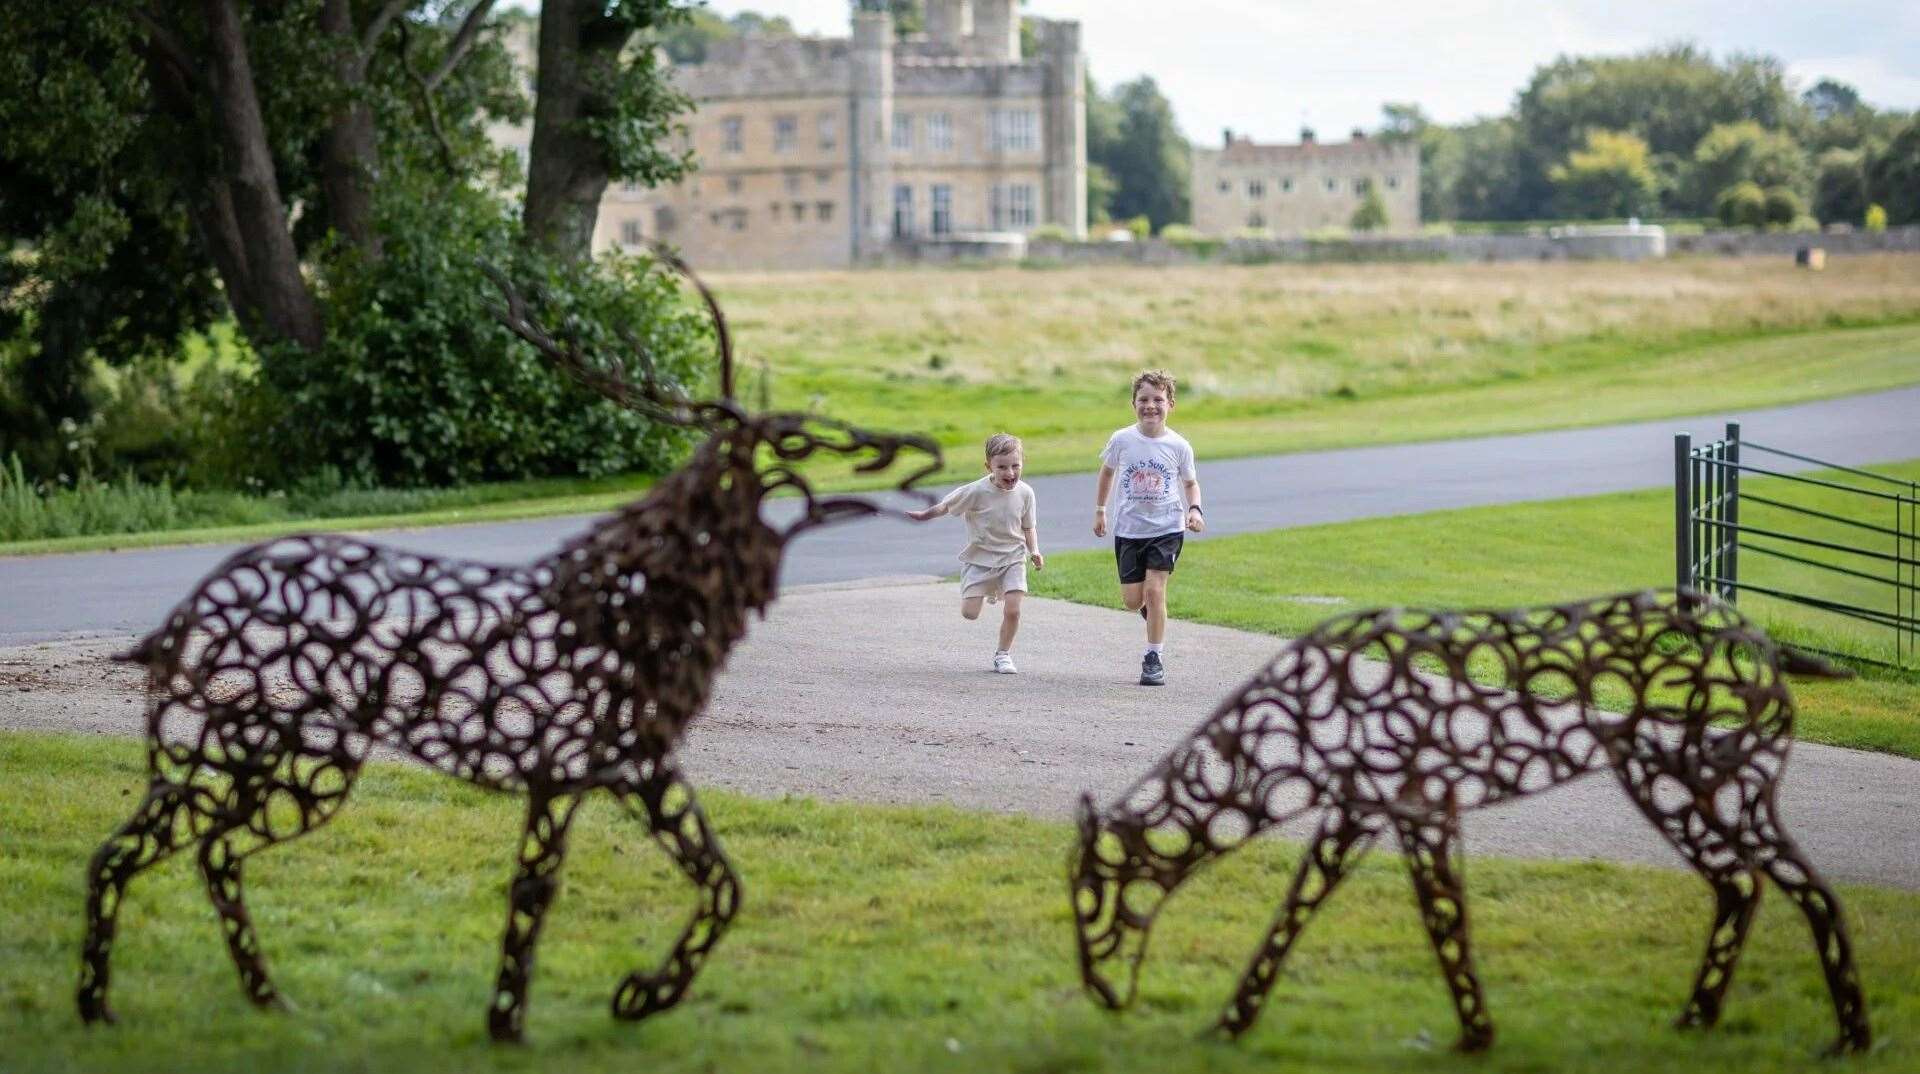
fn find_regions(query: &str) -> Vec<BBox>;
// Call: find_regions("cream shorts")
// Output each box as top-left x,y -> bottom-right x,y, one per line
960,560 -> 1028,601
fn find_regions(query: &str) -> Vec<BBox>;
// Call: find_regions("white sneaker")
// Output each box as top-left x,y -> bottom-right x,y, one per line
993,651 -> 1018,674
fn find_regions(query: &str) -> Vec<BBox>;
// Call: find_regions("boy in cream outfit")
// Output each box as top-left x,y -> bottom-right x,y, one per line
908,433 -> 1044,673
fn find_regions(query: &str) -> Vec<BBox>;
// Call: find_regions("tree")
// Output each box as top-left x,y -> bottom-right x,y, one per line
1549,129 -> 1660,218
1377,102 -> 1462,221
1685,121 -> 1810,212
1350,187 -> 1389,231
1804,79 -> 1862,123
1715,181 -> 1766,227
1865,117 -> 1920,225
1512,45 -> 1806,217
1097,76 -> 1190,232
1813,148 -> 1869,225
1449,117 -> 1527,220
523,1 -> 693,260
1083,72 -> 1123,223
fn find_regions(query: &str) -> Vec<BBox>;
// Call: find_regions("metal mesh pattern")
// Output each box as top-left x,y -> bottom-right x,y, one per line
76,256 -> 939,1042
1070,589 -> 1871,1055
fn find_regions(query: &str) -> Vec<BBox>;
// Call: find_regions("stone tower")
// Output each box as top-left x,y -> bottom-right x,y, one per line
1040,19 -> 1087,238
850,10 -> 895,259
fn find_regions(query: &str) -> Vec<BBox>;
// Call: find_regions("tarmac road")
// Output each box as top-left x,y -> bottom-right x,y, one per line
3,384 -> 1918,646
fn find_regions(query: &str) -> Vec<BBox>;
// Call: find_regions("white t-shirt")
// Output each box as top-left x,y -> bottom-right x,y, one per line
1100,426 -> 1197,539
937,475 -> 1037,567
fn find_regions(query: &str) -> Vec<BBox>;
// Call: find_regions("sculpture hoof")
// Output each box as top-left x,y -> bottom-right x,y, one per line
612,973 -> 681,1021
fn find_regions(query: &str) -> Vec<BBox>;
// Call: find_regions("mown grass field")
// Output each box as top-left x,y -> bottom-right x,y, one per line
2,733 -> 1915,1074
1033,459 -> 1920,760
7,256 -> 1920,553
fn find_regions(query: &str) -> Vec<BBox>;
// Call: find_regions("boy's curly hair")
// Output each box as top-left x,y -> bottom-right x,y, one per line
984,432 -> 1023,460
1132,369 -> 1177,402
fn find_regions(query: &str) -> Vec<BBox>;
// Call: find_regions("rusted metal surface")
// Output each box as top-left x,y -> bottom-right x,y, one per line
1071,589 -> 1871,1055
76,252 -> 939,1042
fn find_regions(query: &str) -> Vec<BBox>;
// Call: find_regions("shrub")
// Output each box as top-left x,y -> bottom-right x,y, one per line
1865,204 -> 1888,232
1715,182 -> 1767,227
254,181 -> 713,488
1027,223 -> 1072,242
1350,188 -> 1389,231
1762,186 -> 1804,226
1123,215 -> 1151,240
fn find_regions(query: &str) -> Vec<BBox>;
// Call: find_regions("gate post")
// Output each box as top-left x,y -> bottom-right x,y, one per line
1724,422 -> 1741,603
1675,433 -> 1693,595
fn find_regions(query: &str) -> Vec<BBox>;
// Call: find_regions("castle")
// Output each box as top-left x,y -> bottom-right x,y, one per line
1190,128 -> 1421,236
586,1 -> 1087,270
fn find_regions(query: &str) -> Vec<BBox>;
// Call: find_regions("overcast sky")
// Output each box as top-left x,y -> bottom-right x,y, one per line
691,0 -> 1920,146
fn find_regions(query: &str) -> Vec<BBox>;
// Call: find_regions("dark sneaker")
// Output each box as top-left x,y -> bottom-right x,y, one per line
1139,651 -> 1165,686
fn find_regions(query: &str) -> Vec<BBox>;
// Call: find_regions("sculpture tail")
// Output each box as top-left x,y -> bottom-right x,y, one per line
1777,646 -> 1853,681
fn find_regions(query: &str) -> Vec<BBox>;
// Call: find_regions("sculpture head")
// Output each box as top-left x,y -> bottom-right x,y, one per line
1069,792 -> 1167,1010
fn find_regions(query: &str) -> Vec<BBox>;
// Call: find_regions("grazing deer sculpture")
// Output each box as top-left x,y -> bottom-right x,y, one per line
1070,590 -> 1870,1056
77,252 -> 940,1042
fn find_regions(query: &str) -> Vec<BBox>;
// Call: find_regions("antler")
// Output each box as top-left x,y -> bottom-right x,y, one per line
480,258 -> 723,428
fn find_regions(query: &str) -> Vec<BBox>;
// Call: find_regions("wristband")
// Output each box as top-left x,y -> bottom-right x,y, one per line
1094,505 -> 1107,512
1187,504 -> 1204,516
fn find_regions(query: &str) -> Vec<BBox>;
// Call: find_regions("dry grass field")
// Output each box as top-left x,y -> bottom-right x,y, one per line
705,255 -> 1920,479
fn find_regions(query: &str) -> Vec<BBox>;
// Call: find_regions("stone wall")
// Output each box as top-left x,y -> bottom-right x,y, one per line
1025,225 -> 1920,267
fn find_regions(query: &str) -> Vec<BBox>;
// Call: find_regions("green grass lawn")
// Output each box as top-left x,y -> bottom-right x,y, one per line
2,733 -> 1915,1073
1032,460 -> 1920,760
8,258 -> 1920,555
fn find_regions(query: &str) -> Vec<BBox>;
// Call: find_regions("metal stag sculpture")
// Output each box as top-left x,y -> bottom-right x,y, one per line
1070,589 -> 1871,1055
77,254 -> 939,1042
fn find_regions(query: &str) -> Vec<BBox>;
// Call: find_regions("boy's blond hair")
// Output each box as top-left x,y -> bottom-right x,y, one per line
984,433 -> 1023,460
1131,368 -> 1177,402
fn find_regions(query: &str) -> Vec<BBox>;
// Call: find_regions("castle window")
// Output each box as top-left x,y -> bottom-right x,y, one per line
620,219 -> 643,247
654,207 -> 676,235
726,175 -> 742,195
785,171 -> 803,194
1353,176 -> 1371,196
1386,175 -> 1400,189
1281,176 -> 1294,193
892,113 -> 913,152
892,184 -> 915,237
927,112 -> 953,151
1247,179 -> 1265,198
1217,179 -> 1230,193
774,115 -> 798,153
931,184 -> 953,236
770,202 -> 782,221
621,179 -> 643,195
818,113 -> 838,150
730,210 -> 746,231
816,201 -> 835,222
721,116 -> 743,154
815,169 -> 832,184
1248,212 -> 1264,229
991,183 -> 1035,228
990,109 -> 1038,152
1324,176 -> 1338,192
791,202 -> 807,221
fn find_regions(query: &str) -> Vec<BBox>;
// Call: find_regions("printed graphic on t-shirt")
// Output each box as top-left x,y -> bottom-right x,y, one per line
1121,459 -> 1177,505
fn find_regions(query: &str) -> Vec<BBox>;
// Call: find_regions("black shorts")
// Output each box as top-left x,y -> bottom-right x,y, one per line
1115,532 -> 1184,584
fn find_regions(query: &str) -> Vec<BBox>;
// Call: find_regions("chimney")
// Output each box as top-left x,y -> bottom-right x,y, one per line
926,0 -> 971,48
1299,126 -> 1315,145
1351,127 -> 1366,142
1223,127 -> 1234,147
971,0 -> 1019,62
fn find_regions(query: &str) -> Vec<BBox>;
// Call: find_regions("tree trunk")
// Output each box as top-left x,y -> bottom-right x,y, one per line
198,0 -> 324,350
318,0 -> 381,258
522,1 -> 633,260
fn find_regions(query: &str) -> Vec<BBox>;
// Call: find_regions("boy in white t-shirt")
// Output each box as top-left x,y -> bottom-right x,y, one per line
908,433 -> 1044,673
1092,369 -> 1204,686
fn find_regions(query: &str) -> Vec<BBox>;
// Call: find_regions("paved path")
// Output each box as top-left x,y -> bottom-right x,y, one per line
4,579 -> 1916,889
4,386 -> 1919,645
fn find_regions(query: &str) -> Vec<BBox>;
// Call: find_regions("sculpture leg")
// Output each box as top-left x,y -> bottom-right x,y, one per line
488,792 -> 581,1044
1611,758 -> 1764,1031
78,778 -> 190,1024
1749,795 -> 1871,1055
610,762 -> 741,1023
1215,808 -> 1376,1038
1392,814 -> 1494,1052
198,753 -> 364,1011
